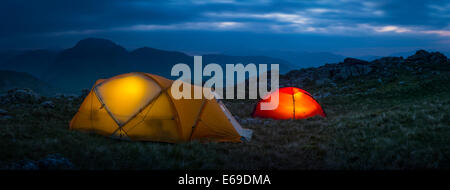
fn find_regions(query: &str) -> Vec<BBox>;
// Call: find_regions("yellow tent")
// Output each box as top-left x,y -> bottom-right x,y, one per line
70,72 -> 252,143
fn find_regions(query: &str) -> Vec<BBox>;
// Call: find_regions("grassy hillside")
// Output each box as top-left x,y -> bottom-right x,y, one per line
0,70 -> 58,96
0,64 -> 448,169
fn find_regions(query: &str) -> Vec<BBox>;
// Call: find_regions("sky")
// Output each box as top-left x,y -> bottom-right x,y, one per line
0,0 -> 449,56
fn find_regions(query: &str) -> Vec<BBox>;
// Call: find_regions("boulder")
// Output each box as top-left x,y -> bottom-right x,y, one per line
405,50 -> 448,66
372,56 -> 403,65
315,78 -> 332,86
343,57 -> 370,65
41,101 -> 55,108
3,88 -> 40,104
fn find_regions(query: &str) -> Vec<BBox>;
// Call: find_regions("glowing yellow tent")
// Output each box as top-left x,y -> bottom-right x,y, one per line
70,72 -> 252,143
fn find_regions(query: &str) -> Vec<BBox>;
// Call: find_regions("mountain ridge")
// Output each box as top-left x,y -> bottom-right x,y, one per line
1,38 -> 293,91
1,38 -> 449,94
280,49 -> 449,88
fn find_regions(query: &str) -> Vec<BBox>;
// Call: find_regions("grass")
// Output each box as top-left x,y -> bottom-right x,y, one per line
0,70 -> 449,170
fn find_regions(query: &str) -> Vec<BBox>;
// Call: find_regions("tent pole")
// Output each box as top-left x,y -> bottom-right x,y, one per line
189,99 -> 207,140
292,93 -> 295,120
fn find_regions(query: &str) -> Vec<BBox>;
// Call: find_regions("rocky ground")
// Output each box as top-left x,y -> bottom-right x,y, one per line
0,50 -> 449,169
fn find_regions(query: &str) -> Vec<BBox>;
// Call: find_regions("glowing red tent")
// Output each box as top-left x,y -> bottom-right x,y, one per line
252,87 -> 326,120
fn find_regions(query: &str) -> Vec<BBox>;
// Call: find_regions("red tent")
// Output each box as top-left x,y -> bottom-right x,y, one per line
252,87 -> 326,120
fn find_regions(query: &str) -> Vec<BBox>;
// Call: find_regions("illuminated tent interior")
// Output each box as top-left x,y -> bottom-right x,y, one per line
70,72 -> 252,143
252,87 -> 326,120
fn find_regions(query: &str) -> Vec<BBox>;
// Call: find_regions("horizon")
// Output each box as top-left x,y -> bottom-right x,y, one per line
1,0 -> 449,57
1,37 -> 449,59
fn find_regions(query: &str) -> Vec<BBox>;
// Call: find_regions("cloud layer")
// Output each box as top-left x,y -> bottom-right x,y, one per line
1,0 -> 449,54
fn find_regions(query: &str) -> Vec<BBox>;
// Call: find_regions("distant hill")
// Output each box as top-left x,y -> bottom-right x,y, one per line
224,50 -> 345,68
129,47 -> 193,78
0,50 -> 23,65
1,38 -> 292,92
355,55 -> 382,61
42,38 -> 131,91
0,70 -> 56,95
203,54 -> 291,73
0,50 -> 58,78
7,38 -> 448,94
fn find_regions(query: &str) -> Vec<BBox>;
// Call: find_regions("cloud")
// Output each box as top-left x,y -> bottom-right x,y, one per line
1,0 -> 450,52
116,21 -> 245,31
205,12 -> 310,24
422,30 -> 450,37
3,0 -> 449,37
47,21 -> 246,36
372,25 -> 412,33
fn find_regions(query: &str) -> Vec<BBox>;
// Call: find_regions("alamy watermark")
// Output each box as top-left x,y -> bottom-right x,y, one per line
170,56 -> 279,110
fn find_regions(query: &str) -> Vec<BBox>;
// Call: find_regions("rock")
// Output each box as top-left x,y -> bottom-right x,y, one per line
55,93 -> 78,99
2,88 -> 40,104
22,161 -> 40,170
332,64 -> 372,80
279,49 -> 448,88
405,50 -> 429,62
10,160 -> 39,170
372,56 -> 403,65
343,57 -> 370,65
333,68 -> 350,79
0,109 -> 12,120
7,160 -> 39,170
405,50 -> 448,66
41,101 -> 55,108
37,154 -> 74,170
398,81 -> 405,85
315,78 -> 332,86
6,154 -> 74,170
0,109 -> 7,115
312,58 -> 373,81
54,93 -> 78,102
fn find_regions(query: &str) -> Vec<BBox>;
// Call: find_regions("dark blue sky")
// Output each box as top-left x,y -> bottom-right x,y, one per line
1,0 -> 449,56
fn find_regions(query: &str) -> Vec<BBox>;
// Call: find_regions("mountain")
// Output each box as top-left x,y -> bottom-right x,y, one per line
0,70 -> 56,95
269,51 -> 344,68
0,49 -> 58,78
130,47 -> 193,77
0,50 -> 23,65
355,55 -> 382,61
36,38 -> 293,91
42,38 -> 131,91
224,50 -> 345,68
203,54 -> 292,74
